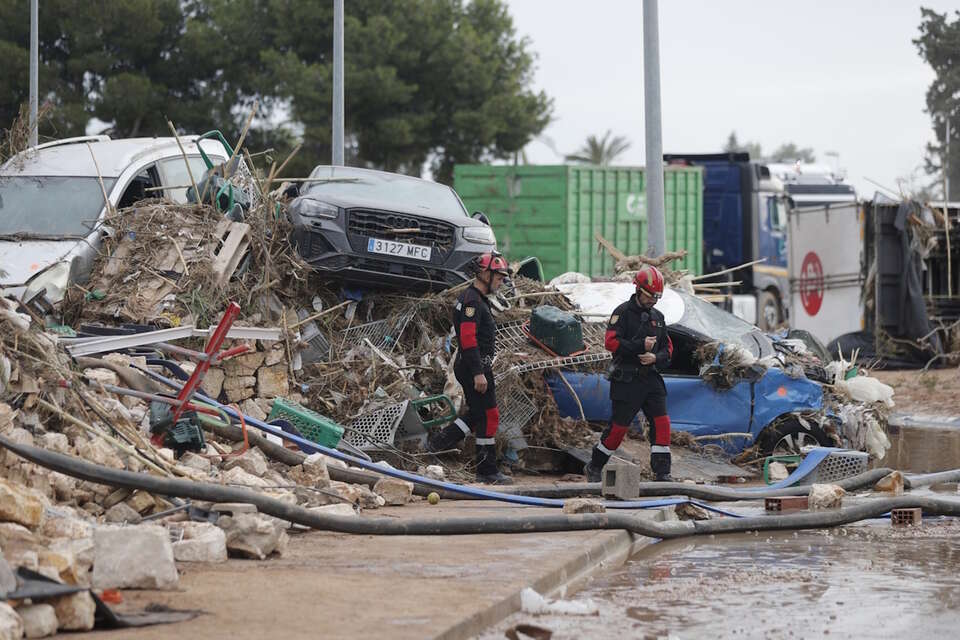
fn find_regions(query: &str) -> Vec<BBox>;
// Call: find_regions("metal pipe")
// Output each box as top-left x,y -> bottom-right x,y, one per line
642,0 -> 666,257
28,0 -> 38,147
332,0 -> 345,165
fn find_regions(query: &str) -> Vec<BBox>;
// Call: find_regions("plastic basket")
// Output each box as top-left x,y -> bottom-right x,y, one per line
267,397 -> 344,448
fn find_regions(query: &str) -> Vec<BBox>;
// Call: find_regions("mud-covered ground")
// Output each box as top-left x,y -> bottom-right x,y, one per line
871,368 -> 960,416
478,518 -> 960,640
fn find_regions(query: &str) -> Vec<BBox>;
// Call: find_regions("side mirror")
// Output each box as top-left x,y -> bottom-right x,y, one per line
472,211 -> 490,226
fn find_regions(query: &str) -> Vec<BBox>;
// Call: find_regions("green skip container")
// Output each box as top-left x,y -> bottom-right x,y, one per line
454,164 -> 703,281
267,397 -> 344,448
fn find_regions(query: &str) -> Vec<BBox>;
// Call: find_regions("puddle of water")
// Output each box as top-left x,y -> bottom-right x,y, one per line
478,521 -> 960,640
881,424 -> 960,473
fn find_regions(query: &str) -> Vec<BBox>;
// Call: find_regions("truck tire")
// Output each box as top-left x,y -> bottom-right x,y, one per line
758,417 -> 837,457
757,290 -> 782,331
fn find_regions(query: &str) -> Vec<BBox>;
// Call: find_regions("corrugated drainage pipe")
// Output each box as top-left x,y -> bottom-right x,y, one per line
3,435 -> 960,539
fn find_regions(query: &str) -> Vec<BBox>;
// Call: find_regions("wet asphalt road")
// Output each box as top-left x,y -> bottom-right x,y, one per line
479,517 -> 960,640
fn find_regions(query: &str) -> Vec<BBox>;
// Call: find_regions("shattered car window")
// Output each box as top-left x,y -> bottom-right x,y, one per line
0,176 -> 117,237
303,167 -> 467,216
672,289 -> 771,356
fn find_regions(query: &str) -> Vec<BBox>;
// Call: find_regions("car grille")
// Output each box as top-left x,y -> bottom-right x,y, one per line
347,209 -> 455,253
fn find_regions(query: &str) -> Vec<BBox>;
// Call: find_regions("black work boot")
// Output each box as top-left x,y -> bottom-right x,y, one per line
651,451 -> 672,482
427,418 -> 470,453
584,445 -> 611,483
475,444 -> 513,485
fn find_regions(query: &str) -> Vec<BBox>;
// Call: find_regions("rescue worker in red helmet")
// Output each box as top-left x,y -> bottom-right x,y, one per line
584,264 -> 674,482
427,252 -> 513,484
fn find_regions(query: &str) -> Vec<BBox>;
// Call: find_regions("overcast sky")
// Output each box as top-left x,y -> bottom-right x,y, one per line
503,0 -> 957,198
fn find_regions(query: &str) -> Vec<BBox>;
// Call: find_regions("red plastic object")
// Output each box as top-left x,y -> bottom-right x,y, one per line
99,589 -> 123,604
171,302 -> 241,422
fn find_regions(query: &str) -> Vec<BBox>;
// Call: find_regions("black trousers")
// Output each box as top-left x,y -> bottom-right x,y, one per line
592,372 -> 671,476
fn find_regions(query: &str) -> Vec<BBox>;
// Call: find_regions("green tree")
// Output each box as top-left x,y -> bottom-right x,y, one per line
723,130 -> 763,161
915,8 -> 960,199
197,0 -> 552,182
564,130 -> 631,165
723,131 -> 814,163
0,0 -> 239,142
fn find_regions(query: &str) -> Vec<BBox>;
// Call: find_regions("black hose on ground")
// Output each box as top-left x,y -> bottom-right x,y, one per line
5,434 -> 960,539
905,469 -> 960,489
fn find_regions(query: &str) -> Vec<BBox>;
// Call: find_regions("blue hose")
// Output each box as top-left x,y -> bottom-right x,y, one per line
135,364 -> 742,517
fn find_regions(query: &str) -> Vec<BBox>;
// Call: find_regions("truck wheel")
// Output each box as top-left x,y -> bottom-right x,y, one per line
757,291 -> 782,331
758,418 -> 837,457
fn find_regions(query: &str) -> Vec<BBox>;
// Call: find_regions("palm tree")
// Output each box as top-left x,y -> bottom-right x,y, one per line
564,130 -> 632,165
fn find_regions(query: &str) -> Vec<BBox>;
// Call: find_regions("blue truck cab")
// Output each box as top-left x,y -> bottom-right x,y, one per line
663,153 -> 855,330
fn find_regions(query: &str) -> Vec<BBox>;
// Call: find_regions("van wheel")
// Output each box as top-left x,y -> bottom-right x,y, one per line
758,418 -> 837,457
757,291 -> 782,331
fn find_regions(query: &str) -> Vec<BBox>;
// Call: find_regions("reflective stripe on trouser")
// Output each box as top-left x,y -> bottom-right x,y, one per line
429,418 -> 470,452
454,361 -> 499,440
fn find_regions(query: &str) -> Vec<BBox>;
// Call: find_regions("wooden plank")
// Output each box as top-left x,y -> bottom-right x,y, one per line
211,220 -> 251,287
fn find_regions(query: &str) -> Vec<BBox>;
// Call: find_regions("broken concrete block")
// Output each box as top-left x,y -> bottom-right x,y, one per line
223,351 -> 265,377
420,465 -> 445,481
200,367 -> 226,399
49,473 -> 77,503
17,603 -> 57,638
40,511 -> 92,540
240,398 -> 267,422
222,466 -> 270,488
37,548 -> 83,586
562,498 -> 606,514
675,502 -> 712,521
104,502 -> 142,524
330,481 -> 385,509
76,438 -> 124,470
170,522 -> 227,563
0,603 -> 23,640
0,478 -> 45,528
256,365 -> 289,399
287,453 -> 331,489
102,488 -> 131,510
264,345 -> 286,366
600,461 -> 644,500
217,513 -> 286,560
0,553 -> 15,597
373,478 -> 414,506
124,490 -> 157,515
82,367 -> 119,387
808,484 -> 845,510
38,432 -> 69,455
767,461 -> 789,482
51,591 -> 95,631
0,403 -> 14,432
222,375 -> 256,402
309,504 -> 356,517
874,470 -> 904,496
223,447 -> 269,477
49,537 -> 94,579
92,525 -> 178,590
179,451 -> 212,474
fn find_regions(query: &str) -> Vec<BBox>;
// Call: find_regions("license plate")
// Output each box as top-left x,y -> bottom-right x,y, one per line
366,237 -> 432,261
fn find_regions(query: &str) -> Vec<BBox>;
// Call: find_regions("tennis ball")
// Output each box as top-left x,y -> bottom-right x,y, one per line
427,492 -> 440,505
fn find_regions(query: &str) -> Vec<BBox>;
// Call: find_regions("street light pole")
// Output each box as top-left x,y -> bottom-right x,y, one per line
643,0 -> 666,257
332,0 -> 344,166
28,0 -> 38,147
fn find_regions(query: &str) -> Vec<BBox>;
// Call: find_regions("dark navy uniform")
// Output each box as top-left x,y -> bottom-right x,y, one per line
428,285 -> 502,477
589,294 -> 674,479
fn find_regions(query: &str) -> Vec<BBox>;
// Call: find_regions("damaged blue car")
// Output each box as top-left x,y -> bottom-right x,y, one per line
545,284 -> 839,456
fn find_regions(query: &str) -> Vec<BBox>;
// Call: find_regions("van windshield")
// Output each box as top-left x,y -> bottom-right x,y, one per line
0,176 -> 116,238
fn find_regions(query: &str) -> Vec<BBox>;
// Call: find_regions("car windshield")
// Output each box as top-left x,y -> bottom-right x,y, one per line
673,289 -> 770,353
303,168 -> 466,215
0,176 -> 117,238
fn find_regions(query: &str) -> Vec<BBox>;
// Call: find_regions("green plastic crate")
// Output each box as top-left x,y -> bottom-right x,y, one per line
267,397 -> 344,448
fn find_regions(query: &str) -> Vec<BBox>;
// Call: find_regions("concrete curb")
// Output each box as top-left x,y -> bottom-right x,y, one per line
433,509 -> 671,640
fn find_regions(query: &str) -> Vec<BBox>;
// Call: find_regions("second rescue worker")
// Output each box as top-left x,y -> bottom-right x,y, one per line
584,265 -> 674,482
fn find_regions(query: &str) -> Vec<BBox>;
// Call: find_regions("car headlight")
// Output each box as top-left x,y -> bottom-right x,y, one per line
297,199 -> 340,219
462,226 -> 496,245
24,261 -> 73,305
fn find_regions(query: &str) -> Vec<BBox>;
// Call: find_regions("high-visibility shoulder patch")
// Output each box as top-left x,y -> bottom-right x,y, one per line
465,306 -> 476,318
610,314 -> 619,324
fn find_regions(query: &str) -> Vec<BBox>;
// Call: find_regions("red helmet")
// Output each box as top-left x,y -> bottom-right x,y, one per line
476,252 -> 510,276
634,265 -> 664,298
